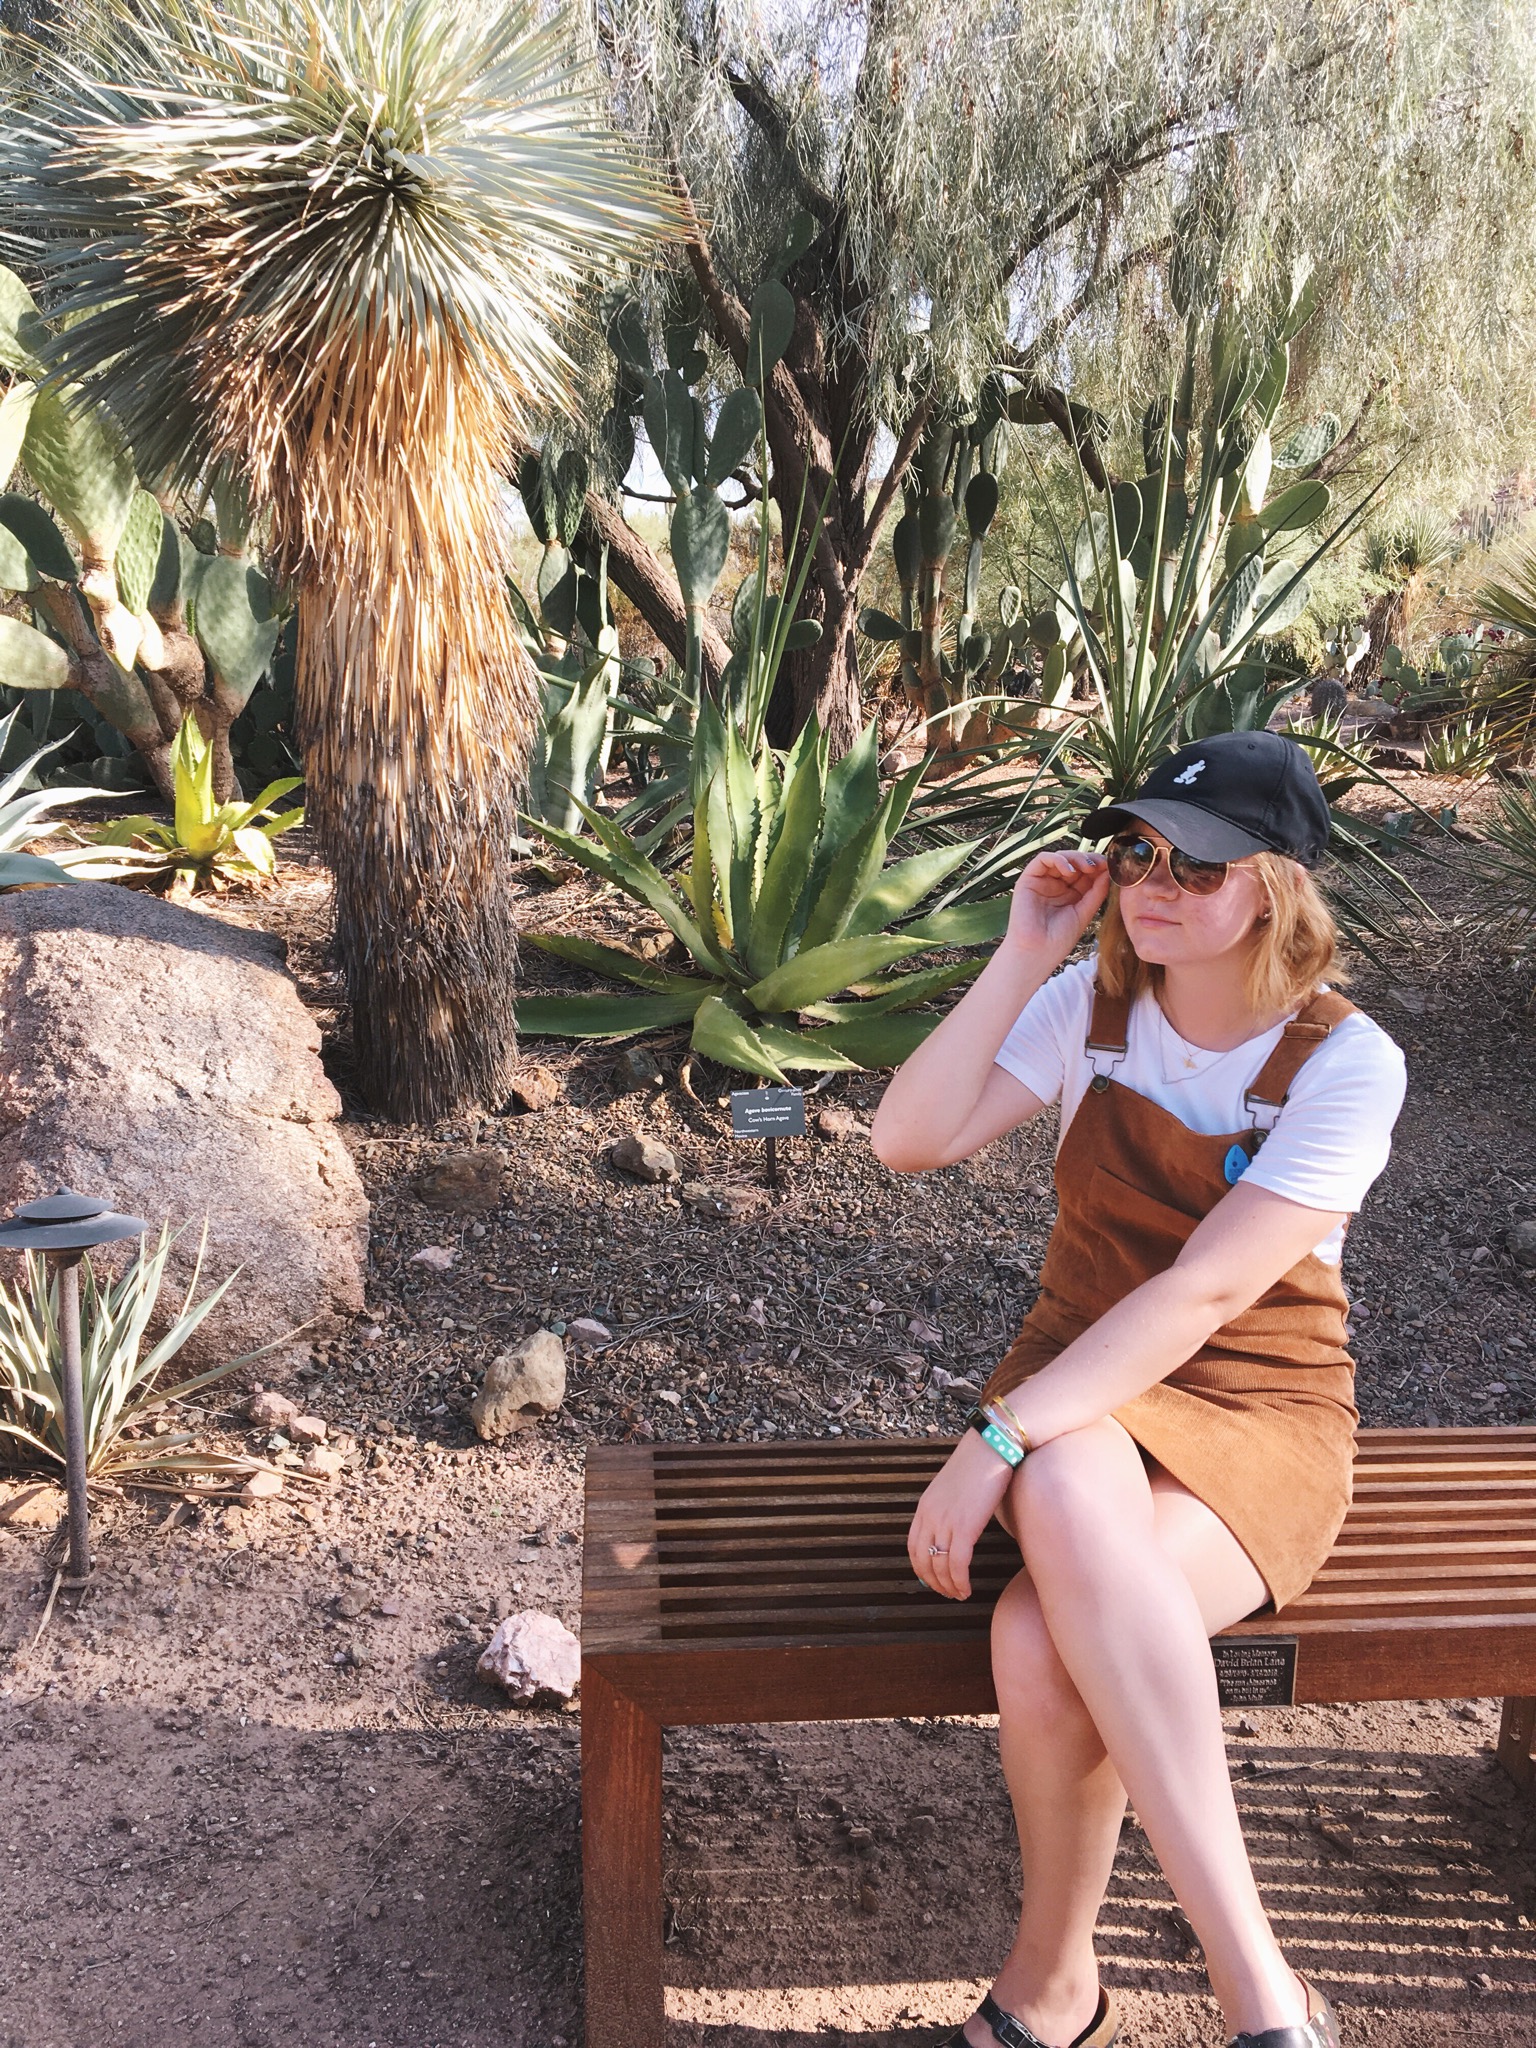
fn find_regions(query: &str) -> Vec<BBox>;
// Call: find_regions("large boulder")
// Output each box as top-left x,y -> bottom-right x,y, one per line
0,883 -> 368,1377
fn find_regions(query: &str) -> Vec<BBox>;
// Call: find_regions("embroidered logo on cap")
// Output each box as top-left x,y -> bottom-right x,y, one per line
1173,760 -> 1207,784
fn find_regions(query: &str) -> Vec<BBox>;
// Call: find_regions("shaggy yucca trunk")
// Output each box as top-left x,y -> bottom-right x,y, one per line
251,341 -> 539,1116
298,536 -> 534,1119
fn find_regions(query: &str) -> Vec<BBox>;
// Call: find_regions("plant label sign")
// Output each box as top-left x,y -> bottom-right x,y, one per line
730,1086 -> 806,1137
1210,1636 -> 1298,1708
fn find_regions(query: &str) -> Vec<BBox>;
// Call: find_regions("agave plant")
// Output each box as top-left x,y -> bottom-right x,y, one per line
517,703 -> 1004,1080
0,1224 -> 283,1483
1421,710 -> 1499,779
4,0 -> 681,1121
1018,276 -> 1382,803
58,713 -> 302,894
0,699 -> 113,889
1475,771 -> 1536,938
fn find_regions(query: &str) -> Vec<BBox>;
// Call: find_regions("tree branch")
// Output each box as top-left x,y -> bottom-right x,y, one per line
721,64 -> 837,226
1313,382 -> 1386,485
1014,235 -> 1172,370
672,167 -> 846,599
993,362 -> 1110,492
851,389 -> 936,583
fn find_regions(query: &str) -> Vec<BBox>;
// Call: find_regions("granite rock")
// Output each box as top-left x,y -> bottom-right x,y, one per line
0,885 -> 367,1378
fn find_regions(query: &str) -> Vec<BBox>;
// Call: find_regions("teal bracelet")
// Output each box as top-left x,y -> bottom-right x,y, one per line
966,1406 -> 1025,1468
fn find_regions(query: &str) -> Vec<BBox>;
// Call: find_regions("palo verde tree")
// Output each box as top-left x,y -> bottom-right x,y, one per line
4,0 -> 680,1121
569,0 -> 1536,755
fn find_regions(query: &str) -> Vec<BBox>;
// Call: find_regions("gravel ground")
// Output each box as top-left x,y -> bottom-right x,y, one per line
0,769 -> 1532,2047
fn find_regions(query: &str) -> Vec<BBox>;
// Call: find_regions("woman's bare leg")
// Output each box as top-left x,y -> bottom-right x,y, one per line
977,1571 -> 1127,2047
979,1422 -> 1309,2044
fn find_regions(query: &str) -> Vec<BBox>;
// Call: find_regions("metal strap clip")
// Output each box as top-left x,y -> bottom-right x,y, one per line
1085,1041 -> 1127,1093
1243,1088 -> 1283,1142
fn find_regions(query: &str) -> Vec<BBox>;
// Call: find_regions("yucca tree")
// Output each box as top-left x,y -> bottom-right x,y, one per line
1,0 -> 679,1118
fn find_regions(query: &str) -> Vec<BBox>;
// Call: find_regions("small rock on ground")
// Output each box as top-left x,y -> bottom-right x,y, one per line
413,1151 -> 504,1213
246,1389 -> 299,1431
609,1133 -> 680,1183
566,1317 -> 613,1351
0,1481 -> 64,1528
469,1330 -> 567,1440
477,1610 -> 580,1702
505,1065 -> 561,1112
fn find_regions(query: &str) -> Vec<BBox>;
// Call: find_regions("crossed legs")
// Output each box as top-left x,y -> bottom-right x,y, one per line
972,1417 -> 1309,2047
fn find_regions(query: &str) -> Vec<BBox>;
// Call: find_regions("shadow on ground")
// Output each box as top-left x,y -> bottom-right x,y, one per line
661,1707 -> 1535,2048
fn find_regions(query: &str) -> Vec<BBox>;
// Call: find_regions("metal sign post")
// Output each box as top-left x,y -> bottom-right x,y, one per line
0,1189 -> 148,1584
730,1085 -> 806,1186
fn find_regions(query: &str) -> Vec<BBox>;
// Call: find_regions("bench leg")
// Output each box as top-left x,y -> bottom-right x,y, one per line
583,1668 -> 664,2048
1496,1697 -> 1536,1795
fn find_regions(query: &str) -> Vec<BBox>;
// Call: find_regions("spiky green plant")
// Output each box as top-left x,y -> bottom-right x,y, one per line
885,286 -> 1455,959
1421,709 -> 1498,778
517,702 -> 1002,1080
0,1224 -> 282,1483
1365,508 -> 1457,583
1019,274 -> 1378,804
57,712 -> 302,894
0,700 -> 110,888
1477,773 -> 1536,936
4,0 -> 681,1120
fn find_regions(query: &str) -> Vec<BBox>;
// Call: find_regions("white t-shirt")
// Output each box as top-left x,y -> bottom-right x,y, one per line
994,955 -> 1407,1265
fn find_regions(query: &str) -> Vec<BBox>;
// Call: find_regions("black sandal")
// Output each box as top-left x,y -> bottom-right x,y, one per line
933,1986 -> 1120,2048
1227,1976 -> 1341,2048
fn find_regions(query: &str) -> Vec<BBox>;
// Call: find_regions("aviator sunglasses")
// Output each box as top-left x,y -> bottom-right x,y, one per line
1105,831 -> 1232,897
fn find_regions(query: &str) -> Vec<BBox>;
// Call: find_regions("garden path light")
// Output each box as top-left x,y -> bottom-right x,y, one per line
0,1188 -> 147,1582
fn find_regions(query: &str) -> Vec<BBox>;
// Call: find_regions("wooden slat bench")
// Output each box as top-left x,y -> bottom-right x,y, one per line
581,1425 -> 1536,2048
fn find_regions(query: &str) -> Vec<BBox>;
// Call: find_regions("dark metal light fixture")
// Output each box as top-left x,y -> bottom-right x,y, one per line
0,1188 -> 148,1582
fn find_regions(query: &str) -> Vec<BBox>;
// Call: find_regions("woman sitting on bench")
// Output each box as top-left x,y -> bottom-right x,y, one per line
872,732 -> 1406,2048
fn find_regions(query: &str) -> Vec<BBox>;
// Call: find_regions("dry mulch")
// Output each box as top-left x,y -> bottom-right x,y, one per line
0,772 -> 1533,2047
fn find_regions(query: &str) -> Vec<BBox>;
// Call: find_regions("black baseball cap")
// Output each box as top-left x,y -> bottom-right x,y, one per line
1080,731 -> 1331,867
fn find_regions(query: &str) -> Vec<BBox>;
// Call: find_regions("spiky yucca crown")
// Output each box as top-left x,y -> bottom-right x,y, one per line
5,0 -> 677,526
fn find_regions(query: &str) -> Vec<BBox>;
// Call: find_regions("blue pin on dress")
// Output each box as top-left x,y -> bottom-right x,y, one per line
1223,1143 -> 1251,1185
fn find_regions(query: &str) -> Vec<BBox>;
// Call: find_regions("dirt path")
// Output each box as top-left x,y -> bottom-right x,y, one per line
1,773 -> 1534,2046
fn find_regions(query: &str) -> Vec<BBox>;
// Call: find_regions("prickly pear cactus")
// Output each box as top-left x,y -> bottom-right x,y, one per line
0,263 -> 289,802
859,373 -> 1037,765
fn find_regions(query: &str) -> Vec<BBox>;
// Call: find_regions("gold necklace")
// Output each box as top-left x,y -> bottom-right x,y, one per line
1159,1001 -> 1209,1070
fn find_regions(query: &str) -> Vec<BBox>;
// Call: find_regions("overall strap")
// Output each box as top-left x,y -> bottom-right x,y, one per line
1244,989 -> 1357,1128
1085,979 -> 1131,1090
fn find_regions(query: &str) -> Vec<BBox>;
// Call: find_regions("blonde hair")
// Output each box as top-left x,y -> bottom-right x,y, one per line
1095,850 -> 1348,1017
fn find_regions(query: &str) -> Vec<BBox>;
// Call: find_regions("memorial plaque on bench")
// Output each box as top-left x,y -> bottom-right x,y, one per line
1212,1635 -> 1298,1707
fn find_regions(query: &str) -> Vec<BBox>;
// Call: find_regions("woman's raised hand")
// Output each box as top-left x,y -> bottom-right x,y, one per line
1005,848 -> 1111,964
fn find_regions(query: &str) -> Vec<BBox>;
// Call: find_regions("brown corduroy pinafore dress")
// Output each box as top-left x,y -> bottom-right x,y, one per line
980,980 -> 1360,1612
